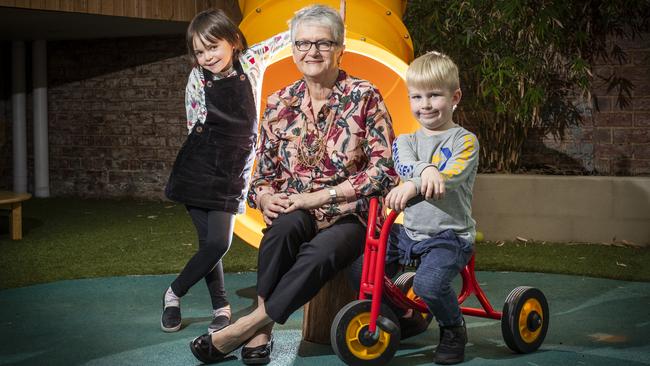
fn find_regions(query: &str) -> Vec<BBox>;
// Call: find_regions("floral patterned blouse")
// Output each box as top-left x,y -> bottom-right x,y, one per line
184,31 -> 291,132
247,70 -> 399,229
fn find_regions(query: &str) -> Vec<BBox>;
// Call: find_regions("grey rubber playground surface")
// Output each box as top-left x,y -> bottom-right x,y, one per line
1,271 -> 649,366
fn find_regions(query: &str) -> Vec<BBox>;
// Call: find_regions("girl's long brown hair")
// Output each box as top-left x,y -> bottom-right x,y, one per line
186,9 -> 248,66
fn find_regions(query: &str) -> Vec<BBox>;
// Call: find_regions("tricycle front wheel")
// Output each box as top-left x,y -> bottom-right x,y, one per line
331,300 -> 401,366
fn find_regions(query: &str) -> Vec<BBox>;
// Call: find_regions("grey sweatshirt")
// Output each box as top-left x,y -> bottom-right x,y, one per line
392,125 -> 479,243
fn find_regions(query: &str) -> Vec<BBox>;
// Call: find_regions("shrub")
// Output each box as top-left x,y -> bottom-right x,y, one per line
404,0 -> 650,172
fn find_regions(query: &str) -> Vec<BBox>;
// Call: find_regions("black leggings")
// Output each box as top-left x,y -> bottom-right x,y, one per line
171,206 -> 234,310
257,210 -> 366,324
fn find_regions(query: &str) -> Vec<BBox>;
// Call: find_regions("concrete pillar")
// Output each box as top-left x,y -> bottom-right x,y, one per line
11,41 -> 27,193
33,40 -> 50,197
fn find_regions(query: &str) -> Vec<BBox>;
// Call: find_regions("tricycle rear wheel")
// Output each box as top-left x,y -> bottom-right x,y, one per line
501,286 -> 549,353
394,272 -> 433,324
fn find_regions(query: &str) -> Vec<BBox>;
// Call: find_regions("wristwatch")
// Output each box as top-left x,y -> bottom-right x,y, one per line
328,188 -> 337,204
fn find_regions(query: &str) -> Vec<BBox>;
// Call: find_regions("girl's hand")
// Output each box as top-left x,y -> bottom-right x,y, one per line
259,193 -> 290,225
421,166 -> 445,200
284,190 -> 329,213
339,0 -> 346,22
385,182 -> 417,211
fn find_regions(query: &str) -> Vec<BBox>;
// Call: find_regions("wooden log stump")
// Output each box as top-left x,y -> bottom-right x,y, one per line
302,270 -> 357,344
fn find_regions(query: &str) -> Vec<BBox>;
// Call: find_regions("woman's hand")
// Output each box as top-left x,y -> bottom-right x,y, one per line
284,190 -> 330,213
259,193 -> 290,225
421,166 -> 445,200
385,181 -> 417,211
339,0 -> 346,22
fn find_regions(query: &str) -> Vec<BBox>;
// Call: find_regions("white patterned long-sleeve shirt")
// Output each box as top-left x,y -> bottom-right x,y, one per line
184,31 -> 291,132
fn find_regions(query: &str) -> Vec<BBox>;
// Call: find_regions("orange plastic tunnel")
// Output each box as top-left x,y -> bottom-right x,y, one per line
234,0 -> 419,248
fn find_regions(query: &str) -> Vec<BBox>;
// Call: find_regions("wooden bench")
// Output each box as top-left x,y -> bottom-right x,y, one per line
0,190 -> 32,240
302,270 -> 357,344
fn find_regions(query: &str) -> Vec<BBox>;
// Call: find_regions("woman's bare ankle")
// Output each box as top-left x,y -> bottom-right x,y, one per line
210,321 -> 248,353
209,308 -> 273,352
245,322 -> 273,348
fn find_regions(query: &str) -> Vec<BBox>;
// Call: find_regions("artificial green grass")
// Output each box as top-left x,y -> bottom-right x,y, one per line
474,240 -> 648,282
0,197 -> 648,289
0,197 -> 257,289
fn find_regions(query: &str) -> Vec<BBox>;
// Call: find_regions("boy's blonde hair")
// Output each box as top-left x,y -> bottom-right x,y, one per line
406,51 -> 459,92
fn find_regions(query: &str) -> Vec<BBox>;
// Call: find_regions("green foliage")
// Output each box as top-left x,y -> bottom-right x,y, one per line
404,0 -> 650,172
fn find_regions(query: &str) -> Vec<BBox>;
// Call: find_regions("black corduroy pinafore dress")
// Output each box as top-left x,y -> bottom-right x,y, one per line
166,61 -> 257,214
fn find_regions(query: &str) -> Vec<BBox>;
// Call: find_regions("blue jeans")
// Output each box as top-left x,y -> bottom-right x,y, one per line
349,225 -> 473,327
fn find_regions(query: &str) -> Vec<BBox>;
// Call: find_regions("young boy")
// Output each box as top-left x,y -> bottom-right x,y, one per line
385,51 -> 479,364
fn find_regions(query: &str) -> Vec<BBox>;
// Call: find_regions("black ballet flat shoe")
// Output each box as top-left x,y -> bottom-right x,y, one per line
241,335 -> 273,365
190,333 -> 229,364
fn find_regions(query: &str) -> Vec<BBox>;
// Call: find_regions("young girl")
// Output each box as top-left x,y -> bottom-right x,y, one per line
162,8 -> 291,334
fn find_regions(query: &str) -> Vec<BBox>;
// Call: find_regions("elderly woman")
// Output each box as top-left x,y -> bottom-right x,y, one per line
190,4 -> 398,364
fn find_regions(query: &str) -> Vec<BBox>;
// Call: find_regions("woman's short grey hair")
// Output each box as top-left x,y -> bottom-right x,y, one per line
290,4 -> 345,45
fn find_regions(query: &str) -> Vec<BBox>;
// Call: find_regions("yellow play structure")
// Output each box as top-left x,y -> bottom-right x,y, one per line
234,0 -> 419,248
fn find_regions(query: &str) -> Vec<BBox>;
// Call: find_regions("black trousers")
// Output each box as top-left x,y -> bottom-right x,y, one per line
171,206 -> 234,310
257,210 -> 366,324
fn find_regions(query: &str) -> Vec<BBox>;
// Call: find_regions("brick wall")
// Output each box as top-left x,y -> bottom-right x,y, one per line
521,33 -> 650,176
45,35 -> 189,198
0,99 -> 9,190
1,42 -> 11,189
0,33 -> 648,199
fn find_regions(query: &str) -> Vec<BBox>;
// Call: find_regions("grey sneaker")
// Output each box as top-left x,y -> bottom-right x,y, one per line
208,314 -> 230,334
160,293 -> 181,332
434,322 -> 467,365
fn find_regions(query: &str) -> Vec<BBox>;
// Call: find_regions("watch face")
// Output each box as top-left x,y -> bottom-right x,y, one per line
329,189 -> 337,202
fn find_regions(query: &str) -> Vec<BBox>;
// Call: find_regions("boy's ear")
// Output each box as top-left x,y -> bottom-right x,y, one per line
452,88 -> 462,105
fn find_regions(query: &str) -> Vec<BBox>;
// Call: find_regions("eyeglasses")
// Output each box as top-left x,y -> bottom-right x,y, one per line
294,40 -> 338,52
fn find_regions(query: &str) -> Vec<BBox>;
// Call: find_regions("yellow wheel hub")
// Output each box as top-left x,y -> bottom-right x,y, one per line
345,312 -> 391,360
518,298 -> 543,343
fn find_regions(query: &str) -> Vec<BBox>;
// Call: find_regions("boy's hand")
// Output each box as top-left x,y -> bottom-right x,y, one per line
421,166 -> 445,200
385,181 -> 417,211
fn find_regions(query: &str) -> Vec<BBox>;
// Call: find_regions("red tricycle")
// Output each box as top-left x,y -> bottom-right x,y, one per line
330,197 -> 549,365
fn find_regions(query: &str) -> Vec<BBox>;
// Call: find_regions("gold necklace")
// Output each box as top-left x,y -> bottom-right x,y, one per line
297,107 -> 336,168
